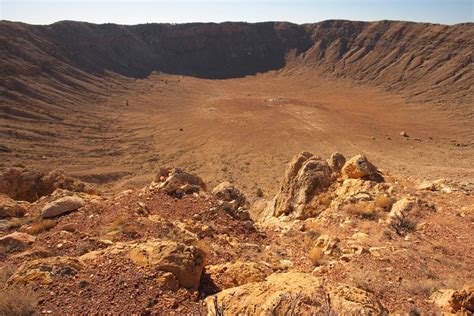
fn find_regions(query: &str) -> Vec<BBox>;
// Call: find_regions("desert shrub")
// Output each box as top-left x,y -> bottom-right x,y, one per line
308,246 -> 323,266
374,195 -> 393,211
343,202 -> 379,220
27,219 -> 56,235
0,286 -> 38,316
390,216 -> 416,235
0,264 -> 15,285
121,223 -> 140,237
0,264 -> 37,316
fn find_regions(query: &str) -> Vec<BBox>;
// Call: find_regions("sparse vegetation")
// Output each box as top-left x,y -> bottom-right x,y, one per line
27,219 -> 56,235
0,264 -> 38,316
343,202 -> 380,220
389,216 -> 417,235
308,246 -> 323,266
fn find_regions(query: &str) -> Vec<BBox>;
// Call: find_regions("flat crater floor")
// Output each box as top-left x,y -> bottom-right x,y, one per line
1,71 -> 473,195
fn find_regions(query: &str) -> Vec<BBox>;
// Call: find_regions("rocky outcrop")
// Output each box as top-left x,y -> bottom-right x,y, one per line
430,287 -> 474,314
0,193 -> 26,218
271,152 -> 332,218
207,261 -> 273,289
206,272 -> 387,315
251,152 -> 387,220
41,196 -> 85,218
213,182 -> 250,220
0,168 -> 94,202
341,154 -> 383,182
155,167 -> 206,197
8,256 -> 82,285
0,232 -> 36,252
80,239 -> 205,290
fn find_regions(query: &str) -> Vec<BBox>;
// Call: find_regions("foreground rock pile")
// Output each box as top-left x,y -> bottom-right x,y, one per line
0,154 -> 473,314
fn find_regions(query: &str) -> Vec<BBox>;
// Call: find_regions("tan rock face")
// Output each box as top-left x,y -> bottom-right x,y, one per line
157,168 -> 206,197
41,195 -> 85,218
0,168 -> 94,202
341,154 -> 382,182
0,193 -> 26,218
327,152 -> 346,172
81,239 -> 205,290
0,232 -> 36,252
206,272 -> 387,315
430,287 -> 474,314
213,181 -> 250,220
272,152 -> 332,218
206,261 -> 273,289
8,256 -> 82,285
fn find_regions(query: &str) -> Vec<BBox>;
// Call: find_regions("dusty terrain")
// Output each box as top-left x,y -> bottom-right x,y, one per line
0,20 -> 473,315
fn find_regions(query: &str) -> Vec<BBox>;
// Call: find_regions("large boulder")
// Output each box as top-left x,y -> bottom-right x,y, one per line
271,152 -> 332,218
327,152 -> 346,172
205,272 -> 387,315
0,232 -> 36,252
156,168 -> 206,197
41,196 -> 85,218
430,287 -> 474,314
213,181 -> 249,220
8,256 -> 82,285
0,168 -> 94,202
0,194 -> 26,218
206,261 -> 273,289
341,154 -> 383,182
81,239 -> 205,290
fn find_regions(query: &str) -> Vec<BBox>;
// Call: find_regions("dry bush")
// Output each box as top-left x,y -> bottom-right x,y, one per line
0,264 -> 16,285
308,246 -> 323,266
121,223 -> 140,237
0,264 -> 38,316
390,216 -> 416,235
374,195 -> 393,211
101,215 -> 140,238
343,202 -> 379,220
0,286 -> 38,316
27,219 -> 56,235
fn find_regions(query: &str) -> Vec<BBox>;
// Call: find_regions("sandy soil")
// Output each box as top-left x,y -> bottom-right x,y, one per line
2,71 -> 472,197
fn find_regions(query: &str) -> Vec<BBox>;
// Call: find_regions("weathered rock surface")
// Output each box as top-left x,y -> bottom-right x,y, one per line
8,256 -> 82,285
206,272 -> 387,315
430,287 -> 474,314
0,193 -> 26,218
207,260 -> 273,289
156,168 -> 206,197
327,152 -> 346,172
41,196 -> 85,218
341,154 -> 382,181
0,168 -> 94,202
0,232 -> 36,252
213,181 -> 250,220
272,152 -> 332,218
80,239 -> 205,290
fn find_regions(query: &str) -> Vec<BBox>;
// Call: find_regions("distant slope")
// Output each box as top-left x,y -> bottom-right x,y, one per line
0,20 -> 472,110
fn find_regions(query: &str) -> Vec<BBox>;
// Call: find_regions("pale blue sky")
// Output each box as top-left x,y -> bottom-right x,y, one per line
1,0 -> 473,25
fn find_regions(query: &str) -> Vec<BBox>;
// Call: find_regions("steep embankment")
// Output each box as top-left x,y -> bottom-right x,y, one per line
1,20 -> 472,104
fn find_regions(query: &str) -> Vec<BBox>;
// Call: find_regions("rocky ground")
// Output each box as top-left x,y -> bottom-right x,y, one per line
1,152 -> 472,315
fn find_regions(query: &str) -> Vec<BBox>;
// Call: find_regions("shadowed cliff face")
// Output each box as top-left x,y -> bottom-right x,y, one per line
0,21 -> 313,79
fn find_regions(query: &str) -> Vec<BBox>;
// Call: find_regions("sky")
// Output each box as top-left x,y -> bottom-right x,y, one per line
1,0 -> 473,25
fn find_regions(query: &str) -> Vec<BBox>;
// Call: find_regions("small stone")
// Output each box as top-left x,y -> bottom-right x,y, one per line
400,131 -> 409,137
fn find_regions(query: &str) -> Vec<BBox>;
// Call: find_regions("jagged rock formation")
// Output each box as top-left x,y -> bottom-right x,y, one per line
0,168 -> 95,202
0,163 -> 472,314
